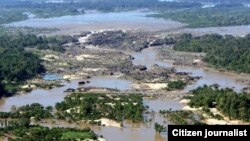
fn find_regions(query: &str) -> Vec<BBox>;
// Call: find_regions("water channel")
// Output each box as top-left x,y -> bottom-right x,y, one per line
0,46 -> 248,141
1,10 -> 249,141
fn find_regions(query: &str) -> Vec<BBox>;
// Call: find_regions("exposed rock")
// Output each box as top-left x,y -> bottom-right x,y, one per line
80,31 -> 91,37
78,81 -> 86,85
86,30 -> 149,52
242,87 -> 250,93
64,88 -> 75,93
176,72 -> 189,75
134,65 -> 147,71
150,37 -> 176,46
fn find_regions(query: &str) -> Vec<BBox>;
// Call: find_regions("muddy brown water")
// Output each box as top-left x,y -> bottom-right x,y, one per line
1,10 -> 250,140
6,10 -> 250,36
0,76 -> 132,112
0,45 -> 248,141
6,10 -> 185,34
132,47 -> 249,93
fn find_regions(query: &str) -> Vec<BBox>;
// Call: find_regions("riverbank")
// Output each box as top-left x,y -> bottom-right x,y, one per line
0,28 -> 249,141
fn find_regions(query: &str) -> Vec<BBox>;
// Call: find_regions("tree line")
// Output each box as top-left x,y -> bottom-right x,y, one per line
0,119 -> 98,141
0,103 -> 52,121
1,0 -> 201,12
151,6 -> 250,28
55,93 -> 145,122
0,33 -> 75,96
173,34 -> 250,73
188,85 -> 250,122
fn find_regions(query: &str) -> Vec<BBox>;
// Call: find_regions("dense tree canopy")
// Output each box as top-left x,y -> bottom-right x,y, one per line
0,0 -> 201,11
0,33 -> 67,52
167,80 -> 187,90
0,48 -> 44,82
188,85 -> 250,121
0,81 -> 5,94
55,93 -> 145,122
0,120 -> 97,141
151,6 -> 250,28
173,34 -> 250,73
0,103 -> 52,120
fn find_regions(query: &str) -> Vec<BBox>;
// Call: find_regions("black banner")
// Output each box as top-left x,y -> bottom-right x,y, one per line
168,125 -> 250,141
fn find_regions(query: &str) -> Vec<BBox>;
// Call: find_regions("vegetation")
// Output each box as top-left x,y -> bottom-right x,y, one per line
55,93 -> 145,122
0,8 -> 27,24
188,85 -> 250,122
0,0 -> 201,25
160,110 -> 204,125
0,103 -> 52,121
0,47 -> 44,95
0,119 -> 97,141
167,80 -> 187,90
31,8 -> 83,18
150,7 -> 250,28
0,33 -> 69,52
173,34 -> 250,73
0,48 -> 44,82
154,122 -> 166,133
1,0 -> 201,12
0,32 -> 78,95
0,82 -> 5,94
202,107 -> 224,120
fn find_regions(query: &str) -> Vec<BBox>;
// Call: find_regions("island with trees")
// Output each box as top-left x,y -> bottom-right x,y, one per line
55,93 -> 145,123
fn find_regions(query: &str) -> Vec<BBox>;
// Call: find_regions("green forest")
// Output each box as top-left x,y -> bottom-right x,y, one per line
0,33 -> 74,96
173,34 -> 250,73
55,93 -> 145,122
0,103 -> 52,121
0,119 -> 97,141
0,0 -> 201,12
167,80 -> 187,90
0,33 -> 68,52
0,0 -> 201,22
0,8 -> 27,24
0,47 -> 44,95
188,85 -> 250,122
151,7 -> 250,28
159,110 -> 204,125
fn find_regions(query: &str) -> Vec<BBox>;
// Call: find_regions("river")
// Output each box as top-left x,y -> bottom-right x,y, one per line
6,10 -> 250,36
1,10 -> 250,141
0,45 -> 248,141
6,10 -> 184,34
132,47 -> 249,93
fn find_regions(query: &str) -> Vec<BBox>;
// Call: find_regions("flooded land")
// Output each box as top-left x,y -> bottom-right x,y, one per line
1,2 -> 250,141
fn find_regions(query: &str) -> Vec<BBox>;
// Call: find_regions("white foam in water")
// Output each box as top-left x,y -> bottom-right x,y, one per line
202,3 -> 216,8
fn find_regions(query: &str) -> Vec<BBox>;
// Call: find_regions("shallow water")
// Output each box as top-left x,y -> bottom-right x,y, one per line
6,11 -> 184,33
132,47 -> 249,92
0,76 -> 132,112
7,10 -> 250,36
2,11 -> 250,139
1,48 -> 247,141
43,73 -> 62,81
0,45 -> 248,141
201,3 -> 215,8
84,76 -> 132,90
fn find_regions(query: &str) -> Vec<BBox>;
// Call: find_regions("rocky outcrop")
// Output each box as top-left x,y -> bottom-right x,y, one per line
86,30 -> 149,52
150,37 -> 176,46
